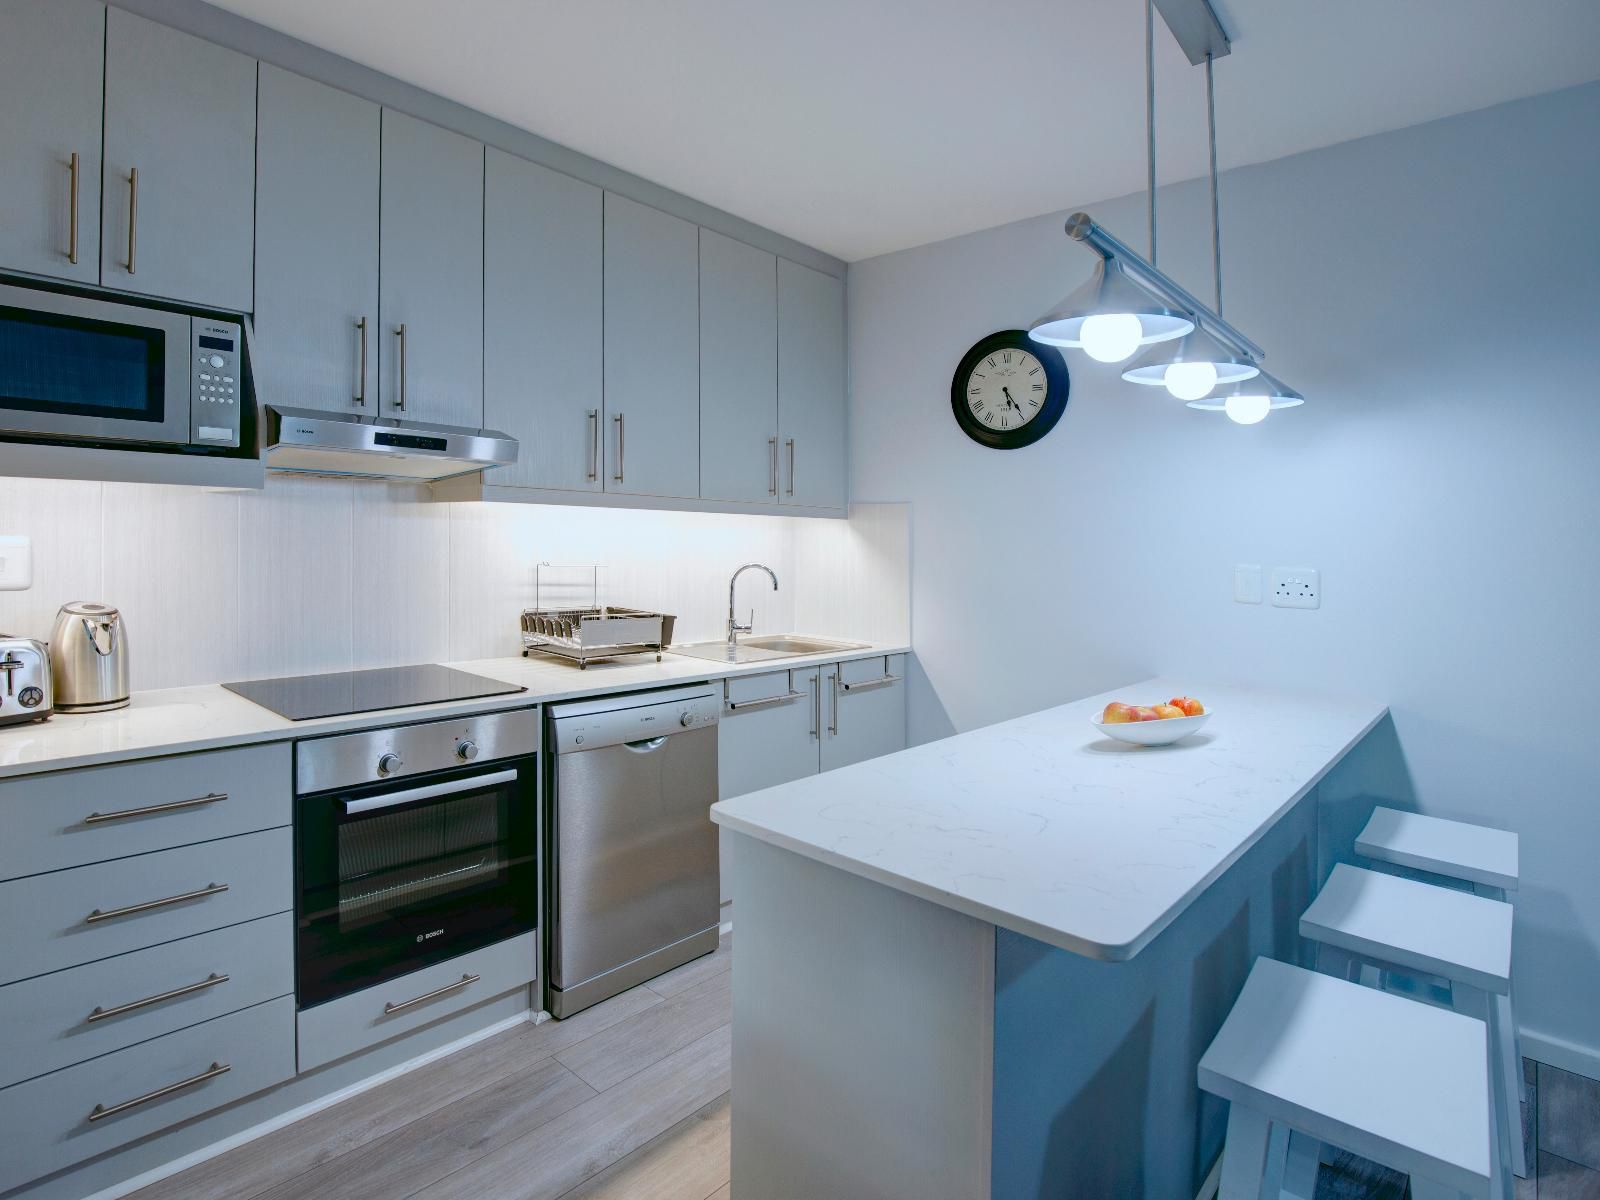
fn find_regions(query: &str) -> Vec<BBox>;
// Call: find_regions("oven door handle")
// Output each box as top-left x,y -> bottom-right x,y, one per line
341,769 -> 519,816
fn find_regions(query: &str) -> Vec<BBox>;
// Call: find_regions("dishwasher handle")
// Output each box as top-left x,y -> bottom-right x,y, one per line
622,736 -> 669,753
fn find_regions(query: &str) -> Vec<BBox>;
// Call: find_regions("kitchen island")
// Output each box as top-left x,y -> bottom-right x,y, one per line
711,678 -> 1392,1199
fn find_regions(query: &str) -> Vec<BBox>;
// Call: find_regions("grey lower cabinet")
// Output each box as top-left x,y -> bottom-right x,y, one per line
603,192 -> 700,498
101,7 -> 257,312
483,148 -> 603,490
717,657 -> 906,902
254,64 -> 380,415
379,109 -> 485,427
778,258 -> 849,510
699,229 -> 779,503
0,0 -> 105,284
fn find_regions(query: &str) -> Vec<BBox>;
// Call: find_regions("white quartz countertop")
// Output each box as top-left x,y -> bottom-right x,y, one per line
712,678 -> 1388,961
0,642 -> 907,780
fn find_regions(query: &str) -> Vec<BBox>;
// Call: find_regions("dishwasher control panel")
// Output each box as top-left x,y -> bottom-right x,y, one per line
550,685 -> 719,754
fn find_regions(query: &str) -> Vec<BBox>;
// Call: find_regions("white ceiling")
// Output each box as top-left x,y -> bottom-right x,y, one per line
210,0 -> 1600,261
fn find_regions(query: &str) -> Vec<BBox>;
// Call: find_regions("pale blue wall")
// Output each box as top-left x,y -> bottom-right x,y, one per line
849,83 -> 1600,1074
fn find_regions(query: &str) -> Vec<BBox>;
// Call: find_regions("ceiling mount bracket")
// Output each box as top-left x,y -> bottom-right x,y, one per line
1152,0 -> 1231,66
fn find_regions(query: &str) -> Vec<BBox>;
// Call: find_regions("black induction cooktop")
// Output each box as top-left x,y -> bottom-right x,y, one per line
222,664 -> 526,721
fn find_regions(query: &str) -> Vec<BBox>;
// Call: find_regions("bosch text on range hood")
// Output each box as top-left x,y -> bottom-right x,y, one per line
264,406 -> 517,482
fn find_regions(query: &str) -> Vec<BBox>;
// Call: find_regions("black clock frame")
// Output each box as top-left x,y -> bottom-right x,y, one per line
950,330 -> 1070,450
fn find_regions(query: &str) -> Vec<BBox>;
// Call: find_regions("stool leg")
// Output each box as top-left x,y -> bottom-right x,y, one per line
1314,942 -> 1360,982
1490,993 -> 1529,1178
1280,1131 -> 1320,1200
1456,984 -> 1515,1200
1219,1104 -> 1274,1200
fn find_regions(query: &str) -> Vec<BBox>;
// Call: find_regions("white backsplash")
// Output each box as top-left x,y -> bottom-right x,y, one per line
0,474 -> 909,691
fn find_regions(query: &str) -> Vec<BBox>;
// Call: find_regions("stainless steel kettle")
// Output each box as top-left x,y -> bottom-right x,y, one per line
49,602 -> 130,712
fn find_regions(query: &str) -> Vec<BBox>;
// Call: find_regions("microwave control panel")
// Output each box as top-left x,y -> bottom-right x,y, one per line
191,319 -> 242,448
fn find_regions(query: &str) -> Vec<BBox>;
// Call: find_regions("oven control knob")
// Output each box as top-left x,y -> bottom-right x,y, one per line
680,711 -> 696,728
377,752 -> 403,776
456,739 -> 479,762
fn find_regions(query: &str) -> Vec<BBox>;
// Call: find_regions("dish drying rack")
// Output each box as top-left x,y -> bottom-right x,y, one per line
519,564 -> 676,669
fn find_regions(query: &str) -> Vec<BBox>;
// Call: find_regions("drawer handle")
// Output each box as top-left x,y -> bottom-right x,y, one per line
87,973 -> 230,1023
839,674 -> 903,695
86,882 -> 229,924
88,1061 -> 231,1122
84,792 -> 226,824
725,690 -> 807,714
384,972 -> 480,1015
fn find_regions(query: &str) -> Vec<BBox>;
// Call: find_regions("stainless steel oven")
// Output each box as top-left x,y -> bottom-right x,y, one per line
294,709 -> 538,1009
0,278 -> 245,451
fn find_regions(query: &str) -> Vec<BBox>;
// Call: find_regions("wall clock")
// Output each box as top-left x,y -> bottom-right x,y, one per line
950,330 -> 1070,449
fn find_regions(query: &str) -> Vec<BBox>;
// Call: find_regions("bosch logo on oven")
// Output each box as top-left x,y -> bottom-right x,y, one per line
416,928 -> 445,943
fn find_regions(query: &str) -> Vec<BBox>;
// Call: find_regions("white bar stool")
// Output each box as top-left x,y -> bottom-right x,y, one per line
1300,863 -> 1524,1184
1199,956 -> 1502,1200
1355,809 -> 1526,1129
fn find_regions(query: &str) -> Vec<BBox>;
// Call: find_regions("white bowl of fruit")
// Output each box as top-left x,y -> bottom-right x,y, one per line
1090,696 -> 1210,746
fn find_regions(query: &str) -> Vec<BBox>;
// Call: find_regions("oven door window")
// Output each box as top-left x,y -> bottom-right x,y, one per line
297,761 -> 536,1009
0,304 -> 166,423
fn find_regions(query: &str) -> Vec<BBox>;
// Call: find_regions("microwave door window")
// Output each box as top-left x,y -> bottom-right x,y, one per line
0,304 -> 165,423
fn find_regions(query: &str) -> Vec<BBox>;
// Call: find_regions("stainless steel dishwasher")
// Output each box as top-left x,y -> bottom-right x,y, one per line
546,684 -> 721,1017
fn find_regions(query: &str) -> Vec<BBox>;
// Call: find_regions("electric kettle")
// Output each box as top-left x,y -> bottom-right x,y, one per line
49,602 -> 130,712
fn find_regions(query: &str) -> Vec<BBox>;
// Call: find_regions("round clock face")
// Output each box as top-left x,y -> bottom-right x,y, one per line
950,331 -> 1069,449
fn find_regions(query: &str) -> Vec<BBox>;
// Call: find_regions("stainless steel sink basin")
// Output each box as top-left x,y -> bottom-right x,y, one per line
739,635 -> 868,655
669,635 -> 868,664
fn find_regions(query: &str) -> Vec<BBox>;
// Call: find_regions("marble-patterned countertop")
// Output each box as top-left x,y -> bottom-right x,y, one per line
0,642 -> 907,780
712,678 -> 1388,961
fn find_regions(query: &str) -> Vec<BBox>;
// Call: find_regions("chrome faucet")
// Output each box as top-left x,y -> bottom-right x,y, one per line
728,563 -> 779,646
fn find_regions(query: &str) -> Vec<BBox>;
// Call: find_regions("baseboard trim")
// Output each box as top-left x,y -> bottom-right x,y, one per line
79,1009 -> 533,1200
1521,1028 -> 1600,1083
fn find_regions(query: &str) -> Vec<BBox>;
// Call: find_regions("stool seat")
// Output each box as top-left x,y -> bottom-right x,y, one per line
1200,957 -> 1492,1199
1302,864 -> 1512,995
1355,809 -> 1518,893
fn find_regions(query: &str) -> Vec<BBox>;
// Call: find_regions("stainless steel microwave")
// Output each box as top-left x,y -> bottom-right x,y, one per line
0,280 -> 245,451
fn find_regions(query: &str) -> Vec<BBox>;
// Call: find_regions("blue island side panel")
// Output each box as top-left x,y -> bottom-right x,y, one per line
990,717 -> 1408,1199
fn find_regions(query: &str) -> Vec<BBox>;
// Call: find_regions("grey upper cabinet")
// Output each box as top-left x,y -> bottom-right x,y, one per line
699,230 -> 778,503
0,0 -> 104,285
101,8 -> 256,312
379,109 -> 485,428
603,193 -> 700,498
484,148 -> 603,490
778,258 -> 848,510
254,65 -> 380,415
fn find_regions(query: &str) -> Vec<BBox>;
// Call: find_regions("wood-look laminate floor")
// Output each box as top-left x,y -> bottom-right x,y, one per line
130,932 -> 734,1200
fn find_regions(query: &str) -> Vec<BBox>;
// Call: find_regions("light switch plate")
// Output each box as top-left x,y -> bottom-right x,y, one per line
1234,564 -> 1263,604
0,535 -> 32,591
1270,566 -> 1320,609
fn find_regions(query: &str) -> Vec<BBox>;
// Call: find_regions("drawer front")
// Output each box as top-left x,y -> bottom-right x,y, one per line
0,914 -> 292,1088
0,828 -> 292,985
0,996 -> 294,1194
297,932 -> 536,1072
0,743 -> 291,881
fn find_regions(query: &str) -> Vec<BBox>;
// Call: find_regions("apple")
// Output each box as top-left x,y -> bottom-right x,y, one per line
1170,696 -> 1205,717
1101,702 -> 1135,724
1131,706 -> 1160,722
1152,703 -> 1186,720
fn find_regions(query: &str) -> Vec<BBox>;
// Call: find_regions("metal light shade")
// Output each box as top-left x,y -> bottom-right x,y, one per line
1121,326 -> 1260,390
1185,368 -> 1305,413
1028,257 -> 1194,348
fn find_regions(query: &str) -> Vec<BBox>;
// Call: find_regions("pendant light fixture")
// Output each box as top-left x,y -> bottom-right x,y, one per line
1122,52 -> 1258,398
1186,369 -> 1304,423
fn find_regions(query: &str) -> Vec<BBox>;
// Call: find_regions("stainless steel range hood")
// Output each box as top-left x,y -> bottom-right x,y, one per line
264,406 -> 517,482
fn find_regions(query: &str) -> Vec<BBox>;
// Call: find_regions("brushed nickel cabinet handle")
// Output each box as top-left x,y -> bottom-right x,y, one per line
88,1062 -> 230,1122
354,317 -> 368,406
725,687 -> 807,714
383,972 -> 479,1015
394,324 -> 408,410
768,436 -> 778,496
67,151 -> 80,264
811,672 -> 821,741
612,413 -> 624,483
84,792 -> 225,824
126,167 -> 138,274
587,409 -> 599,481
840,674 -> 903,694
86,882 -> 229,924
828,671 -> 840,736
87,973 -> 229,1023
785,438 -> 795,497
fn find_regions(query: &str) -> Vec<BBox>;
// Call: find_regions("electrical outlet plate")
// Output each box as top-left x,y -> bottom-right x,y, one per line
1234,564 -> 1263,604
1270,566 -> 1320,609
0,535 -> 31,591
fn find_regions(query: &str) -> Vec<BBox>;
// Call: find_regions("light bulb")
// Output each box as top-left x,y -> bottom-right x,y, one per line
1078,313 -> 1143,363
1164,361 -> 1218,401
1224,393 -> 1271,425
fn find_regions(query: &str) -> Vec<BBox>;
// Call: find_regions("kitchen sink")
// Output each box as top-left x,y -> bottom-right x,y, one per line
739,635 -> 868,654
669,635 -> 869,664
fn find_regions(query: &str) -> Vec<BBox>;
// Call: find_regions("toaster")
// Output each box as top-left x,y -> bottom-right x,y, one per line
0,637 -> 53,727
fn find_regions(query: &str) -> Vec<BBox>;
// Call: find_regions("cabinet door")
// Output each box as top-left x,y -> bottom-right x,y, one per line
379,109 -> 484,427
821,655 -> 907,772
101,8 -> 256,311
699,230 -> 777,503
778,258 -> 848,510
0,0 -> 104,284
602,192 -> 699,498
484,148 -> 602,490
718,668 -> 822,903
254,65 -> 379,415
